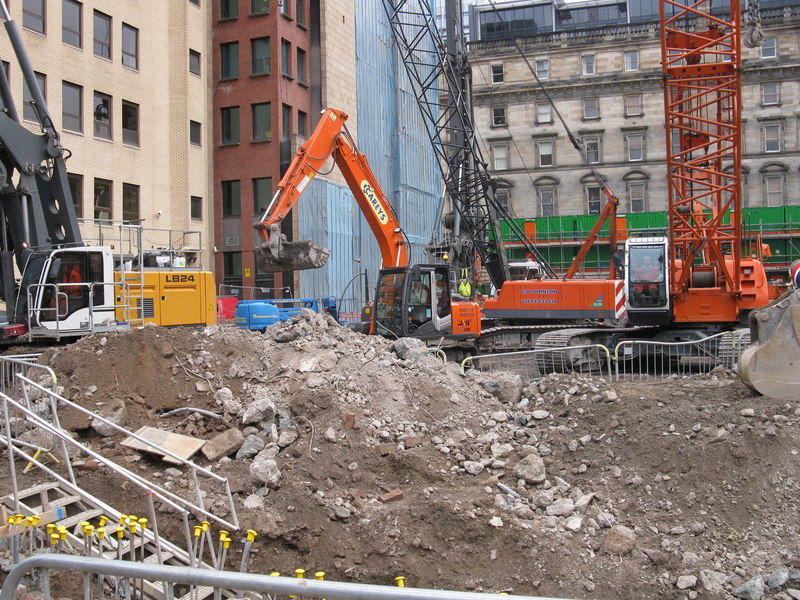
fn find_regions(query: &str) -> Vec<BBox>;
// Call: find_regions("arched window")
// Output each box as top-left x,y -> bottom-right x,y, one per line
759,163 -> 788,207
533,176 -> 559,217
722,165 -> 749,207
623,170 -> 650,213
580,173 -> 606,215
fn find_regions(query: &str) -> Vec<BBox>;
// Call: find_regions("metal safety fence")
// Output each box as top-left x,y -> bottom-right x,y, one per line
613,329 -> 751,381
459,330 -> 750,382
0,554 -> 576,600
460,345 -> 613,380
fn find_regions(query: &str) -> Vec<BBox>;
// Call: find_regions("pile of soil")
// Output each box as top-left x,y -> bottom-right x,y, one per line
3,311 -> 800,600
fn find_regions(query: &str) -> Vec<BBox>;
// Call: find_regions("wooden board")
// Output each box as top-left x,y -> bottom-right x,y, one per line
121,426 -> 205,465
0,507 -> 66,537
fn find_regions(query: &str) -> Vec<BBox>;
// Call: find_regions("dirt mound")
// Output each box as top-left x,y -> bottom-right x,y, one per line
11,312 -> 800,599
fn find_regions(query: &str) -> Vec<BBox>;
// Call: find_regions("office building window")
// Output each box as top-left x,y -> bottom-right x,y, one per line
221,106 -> 240,144
296,48 -> 306,84
190,120 -> 202,146
761,37 -> 776,58
93,91 -> 111,140
122,183 -> 140,222
251,0 -> 269,15
191,196 -> 202,220
221,0 -> 238,19
280,0 -> 290,16
583,97 -> 599,120
221,42 -> 239,79
223,253 -> 242,284
584,136 -> 601,164
23,0 -> 45,33
761,83 -> 779,105
253,177 -> 272,215
62,0 -> 81,47
626,132 -> 644,161
536,140 -> 554,167
281,39 -> 291,76
121,101 -> 139,146
189,0 -> 200,5
624,50 -> 639,71
586,186 -> 601,215
296,0 -> 306,26
582,54 -> 595,75
492,144 -> 508,170
62,81 -> 82,132
189,49 -> 201,75
122,24 -> 138,69
763,123 -> 781,153
298,110 -> 307,137
68,173 -> 83,217
491,64 -> 504,84
535,58 -> 549,80
624,94 -> 643,116
536,103 -> 552,124
93,11 -> 111,59
251,37 -> 270,75
628,181 -> 646,212
222,180 -> 241,217
491,107 -> 506,127
252,102 -> 272,141
281,104 -> 291,140
22,72 -> 46,122
94,178 -> 112,220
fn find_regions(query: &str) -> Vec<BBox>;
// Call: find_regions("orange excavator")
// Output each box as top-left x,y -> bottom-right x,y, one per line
254,108 -> 407,274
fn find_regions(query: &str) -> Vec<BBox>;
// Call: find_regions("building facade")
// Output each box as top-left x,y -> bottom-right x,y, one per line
467,0 -> 800,219
213,0 -> 441,305
2,0 -> 214,264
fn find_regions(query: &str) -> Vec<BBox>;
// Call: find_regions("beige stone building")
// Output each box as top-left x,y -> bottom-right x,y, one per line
0,0 -> 214,263
468,2 -> 800,218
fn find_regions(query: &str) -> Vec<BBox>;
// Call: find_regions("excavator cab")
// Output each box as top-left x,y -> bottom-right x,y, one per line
738,260 -> 800,401
372,265 -> 456,339
625,238 -> 671,326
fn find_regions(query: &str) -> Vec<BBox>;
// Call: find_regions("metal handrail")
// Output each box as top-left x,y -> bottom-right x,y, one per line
12,376 -> 238,530
460,344 -> 612,375
1,554 -> 575,600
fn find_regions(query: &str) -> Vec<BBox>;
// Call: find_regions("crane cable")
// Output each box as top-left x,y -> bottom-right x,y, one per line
483,0 -> 621,198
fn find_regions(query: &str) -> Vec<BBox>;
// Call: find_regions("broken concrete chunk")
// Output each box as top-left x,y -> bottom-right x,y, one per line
91,399 -> 127,437
601,525 -> 637,555
513,452 -> 546,484
202,428 -> 245,461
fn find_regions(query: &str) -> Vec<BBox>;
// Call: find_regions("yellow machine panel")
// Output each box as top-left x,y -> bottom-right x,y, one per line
115,270 -> 216,327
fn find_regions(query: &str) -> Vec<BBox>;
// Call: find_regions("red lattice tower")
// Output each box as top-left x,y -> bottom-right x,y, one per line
660,0 -> 743,299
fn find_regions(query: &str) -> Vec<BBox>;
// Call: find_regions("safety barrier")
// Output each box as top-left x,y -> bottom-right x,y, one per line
0,554 -> 576,600
614,329 -> 750,381
459,331 -> 749,382
0,354 -> 54,396
460,345 -> 613,380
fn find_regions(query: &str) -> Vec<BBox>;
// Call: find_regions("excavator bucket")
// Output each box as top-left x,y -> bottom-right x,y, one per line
738,289 -> 800,401
254,238 -> 331,273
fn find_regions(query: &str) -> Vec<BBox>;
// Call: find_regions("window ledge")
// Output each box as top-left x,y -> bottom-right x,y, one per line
249,72 -> 271,79
121,142 -> 140,149
297,23 -> 308,31
218,16 -> 239,23
297,81 -> 309,89
581,117 -> 601,122
282,74 -> 294,81
219,142 -> 240,147
219,76 -> 239,82
251,138 -> 272,144
490,124 -> 508,129
760,103 -> 782,108
249,12 -> 270,18
281,13 -> 294,22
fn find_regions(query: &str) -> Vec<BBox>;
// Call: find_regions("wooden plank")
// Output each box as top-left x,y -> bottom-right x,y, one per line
0,506 -> 66,537
121,426 -> 205,465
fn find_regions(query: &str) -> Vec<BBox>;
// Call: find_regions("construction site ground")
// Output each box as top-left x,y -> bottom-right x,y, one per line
1,311 -> 799,600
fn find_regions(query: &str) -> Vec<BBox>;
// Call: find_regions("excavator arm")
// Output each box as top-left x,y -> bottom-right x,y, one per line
254,108 -> 408,273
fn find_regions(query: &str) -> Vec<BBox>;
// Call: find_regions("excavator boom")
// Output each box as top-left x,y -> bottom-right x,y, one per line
254,108 -> 407,273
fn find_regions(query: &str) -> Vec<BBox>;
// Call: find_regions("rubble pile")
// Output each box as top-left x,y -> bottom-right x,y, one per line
12,311 -> 800,599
